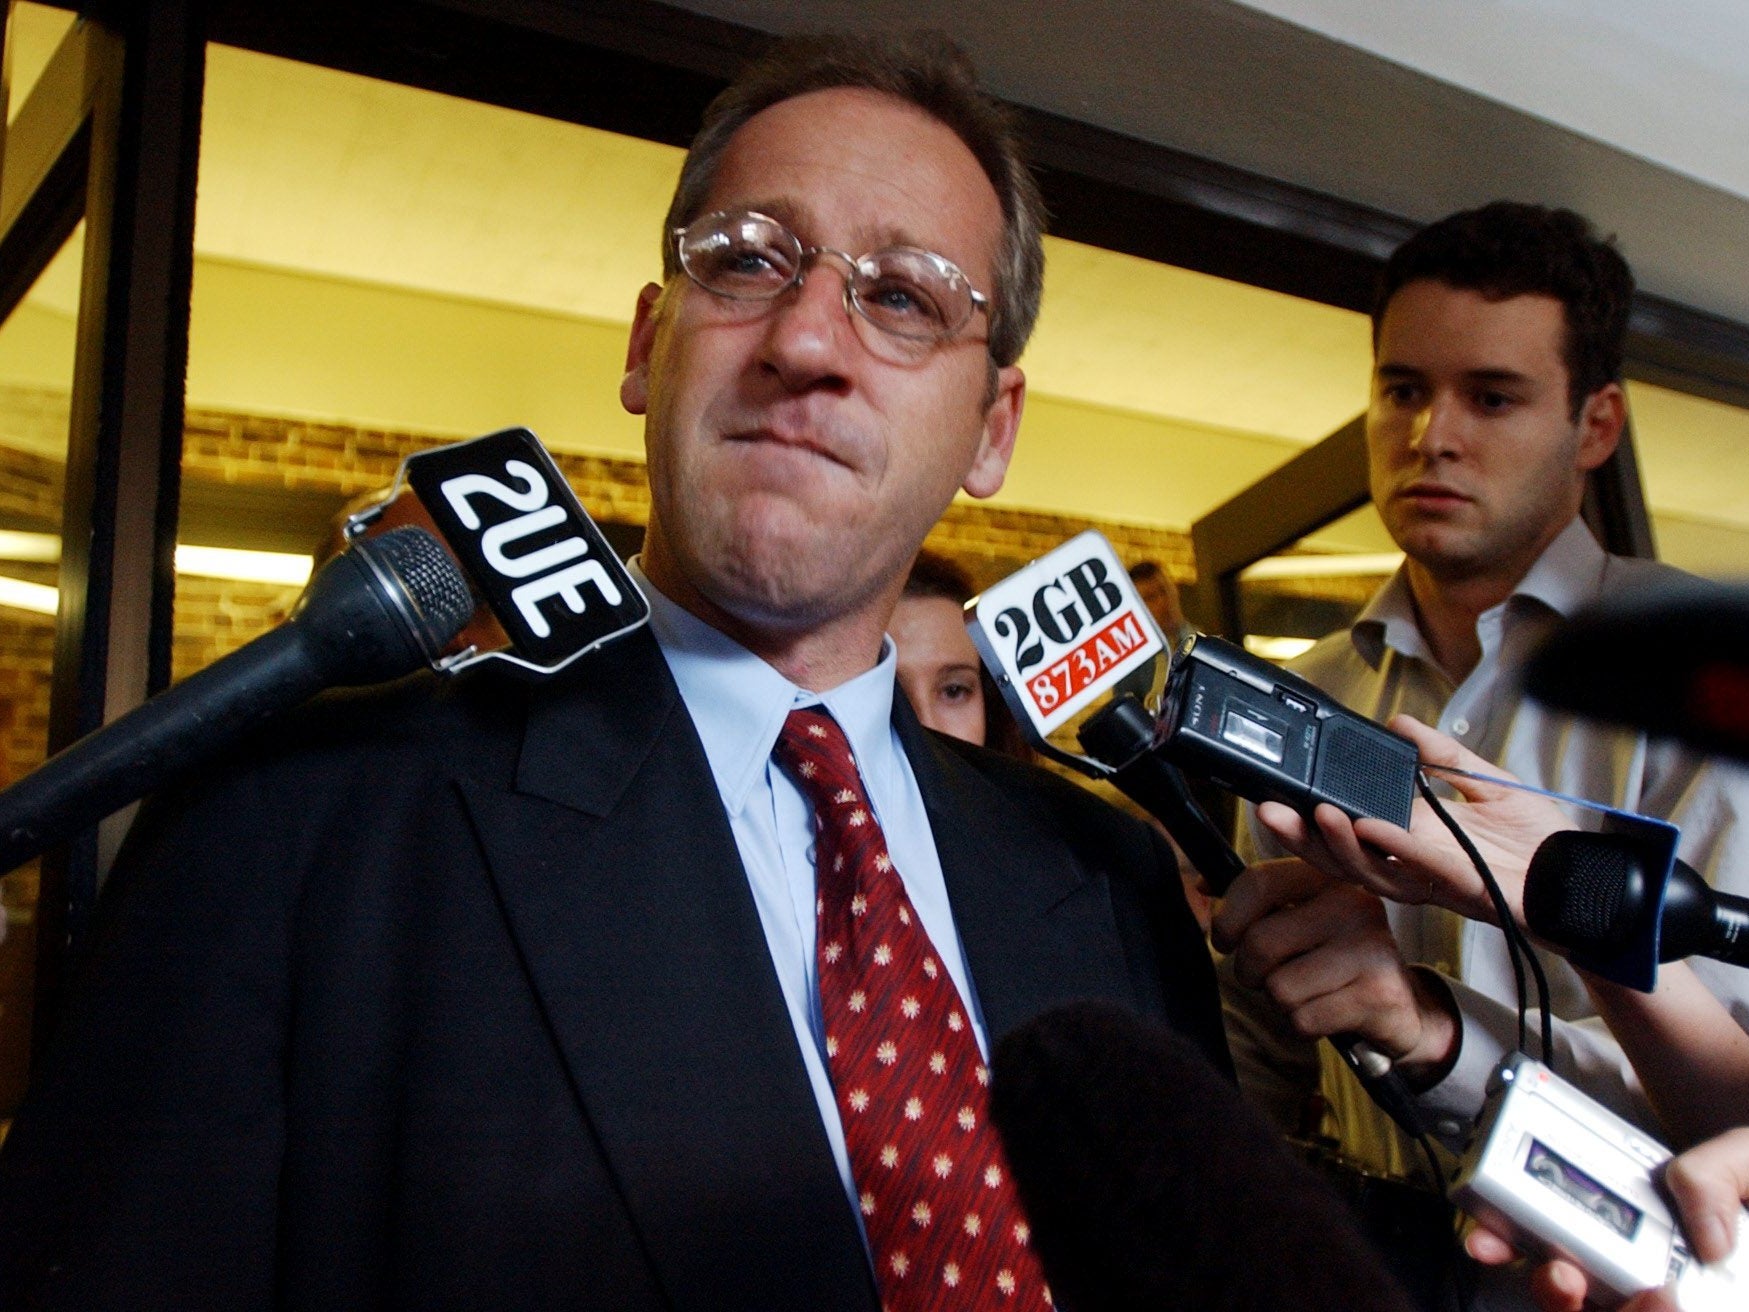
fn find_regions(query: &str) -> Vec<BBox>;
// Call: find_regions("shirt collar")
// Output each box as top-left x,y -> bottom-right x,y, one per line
1510,517 -> 1607,619
1350,517 -> 1604,668
630,559 -> 902,815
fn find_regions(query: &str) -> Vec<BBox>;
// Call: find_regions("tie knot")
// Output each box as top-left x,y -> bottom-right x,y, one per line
774,707 -> 864,808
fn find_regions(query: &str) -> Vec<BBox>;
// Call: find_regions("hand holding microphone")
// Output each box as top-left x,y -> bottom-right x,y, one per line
965,531 -> 1438,1136
1210,858 -> 1465,1091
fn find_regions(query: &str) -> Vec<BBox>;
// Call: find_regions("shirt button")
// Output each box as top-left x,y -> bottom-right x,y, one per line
1451,718 -> 1470,736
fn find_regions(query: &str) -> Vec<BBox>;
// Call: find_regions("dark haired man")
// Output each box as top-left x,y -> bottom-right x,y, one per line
1215,203 -> 1749,1298
0,31 -> 1226,1311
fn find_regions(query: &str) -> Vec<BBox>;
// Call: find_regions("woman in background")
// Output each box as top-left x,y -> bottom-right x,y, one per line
891,550 -> 1028,758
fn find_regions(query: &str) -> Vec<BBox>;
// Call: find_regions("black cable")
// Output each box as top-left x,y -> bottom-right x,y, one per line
1415,771 -> 1529,1053
1415,771 -> 1556,1065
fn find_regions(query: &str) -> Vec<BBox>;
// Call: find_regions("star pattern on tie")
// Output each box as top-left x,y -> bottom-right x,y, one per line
774,707 -> 1049,1310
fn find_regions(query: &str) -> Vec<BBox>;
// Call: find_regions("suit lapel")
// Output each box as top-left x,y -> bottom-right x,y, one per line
459,633 -> 874,1310
897,702 -> 1136,1045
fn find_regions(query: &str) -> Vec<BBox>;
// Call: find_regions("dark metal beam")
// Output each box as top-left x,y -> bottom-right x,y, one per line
1187,416 -> 1370,639
35,0 -> 205,1049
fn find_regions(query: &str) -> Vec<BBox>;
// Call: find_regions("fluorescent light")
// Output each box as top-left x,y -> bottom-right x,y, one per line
0,539 -> 314,616
1240,552 -> 1404,581
0,532 -> 314,587
1244,635 -> 1317,662
0,530 -> 60,562
174,544 -> 313,586
0,575 -> 58,615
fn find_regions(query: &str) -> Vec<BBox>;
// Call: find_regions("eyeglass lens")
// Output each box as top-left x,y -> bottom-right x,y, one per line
677,212 -> 976,342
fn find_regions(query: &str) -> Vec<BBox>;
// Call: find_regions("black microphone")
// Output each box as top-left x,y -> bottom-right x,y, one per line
989,1000 -> 1416,1312
1524,576 -> 1749,763
964,535 -> 1432,1137
0,526 -> 474,874
1525,830 -> 1749,969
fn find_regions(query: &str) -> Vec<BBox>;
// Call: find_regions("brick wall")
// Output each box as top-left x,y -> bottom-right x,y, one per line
171,577 -> 304,685
0,612 -> 54,792
176,407 -> 1195,585
0,399 -> 1201,792
0,443 -> 61,527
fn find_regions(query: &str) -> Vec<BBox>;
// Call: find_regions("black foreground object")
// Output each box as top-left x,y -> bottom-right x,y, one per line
1525,576 -> 1749,762
989,1000 -> 1418,1312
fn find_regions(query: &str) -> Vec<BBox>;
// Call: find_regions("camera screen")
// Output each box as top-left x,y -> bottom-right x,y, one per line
1524,1139 -> 1642,1241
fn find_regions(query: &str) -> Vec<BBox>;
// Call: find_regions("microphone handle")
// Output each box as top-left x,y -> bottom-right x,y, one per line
1105,748 -> 1246,892
1711,899 -> 1749,967
0,624 -> 326,873
1331,1036 -> 1431,1138
1659,861 -> 1749,968
0,538 -> 449,875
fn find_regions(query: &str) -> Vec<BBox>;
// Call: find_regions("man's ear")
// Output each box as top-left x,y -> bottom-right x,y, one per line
1575,381 -> 1626,472
620,282 -> 664,416
962,365 -> 1025,499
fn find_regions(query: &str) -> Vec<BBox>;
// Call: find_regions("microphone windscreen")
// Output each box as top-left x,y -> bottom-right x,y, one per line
1524,830 -> 1644,955
990,1000 -> 1415,1312
1524,577 -> 1749,761
365,526 -> 477,651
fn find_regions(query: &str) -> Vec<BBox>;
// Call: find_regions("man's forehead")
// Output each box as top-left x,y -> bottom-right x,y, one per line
728,195 -> 935,257
698,87 -> 1003,275
1376,281 -> 1569,373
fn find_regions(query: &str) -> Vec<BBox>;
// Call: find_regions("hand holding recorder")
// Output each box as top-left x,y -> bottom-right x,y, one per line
1463,1117 -> 1749,1312
966,531 -> 1437,1131
1209,858 -> 1464,1088
1256,714 -> 1572,927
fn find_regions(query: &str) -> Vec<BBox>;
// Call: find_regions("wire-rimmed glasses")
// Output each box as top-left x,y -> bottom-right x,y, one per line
672,209 -> 990,349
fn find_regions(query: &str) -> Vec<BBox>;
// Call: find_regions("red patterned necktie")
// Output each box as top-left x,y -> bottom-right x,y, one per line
773,707 -> 1050,1309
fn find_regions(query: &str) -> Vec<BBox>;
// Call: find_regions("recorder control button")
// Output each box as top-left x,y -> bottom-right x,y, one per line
1451,717 -> 1470,736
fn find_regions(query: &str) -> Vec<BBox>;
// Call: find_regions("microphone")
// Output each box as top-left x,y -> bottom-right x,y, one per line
989,1000 -> 1416,1312
0,426 -> 653,878
0,526 -> 474,874
1524,576 -> 1749,763
1526,830 -> 1749,971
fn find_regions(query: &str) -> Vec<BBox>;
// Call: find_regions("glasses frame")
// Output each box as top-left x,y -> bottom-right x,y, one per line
670,209 -> 991,347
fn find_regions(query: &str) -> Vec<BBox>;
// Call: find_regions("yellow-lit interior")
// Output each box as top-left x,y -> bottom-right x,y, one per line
0,18 -> 1744,575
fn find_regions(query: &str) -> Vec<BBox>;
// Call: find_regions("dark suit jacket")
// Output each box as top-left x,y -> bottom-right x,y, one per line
0,630 -> 1228,1310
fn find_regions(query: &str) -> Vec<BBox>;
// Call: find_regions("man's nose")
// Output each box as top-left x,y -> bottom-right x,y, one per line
1408,394 -> 1462,459
759,254 -> 860,388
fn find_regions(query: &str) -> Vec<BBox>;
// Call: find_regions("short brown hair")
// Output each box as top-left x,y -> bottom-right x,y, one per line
663,31 -> 1045,368
900,549 -> 1031,760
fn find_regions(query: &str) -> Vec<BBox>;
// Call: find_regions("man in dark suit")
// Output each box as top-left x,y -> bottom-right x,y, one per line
0,32 -> 1226,1309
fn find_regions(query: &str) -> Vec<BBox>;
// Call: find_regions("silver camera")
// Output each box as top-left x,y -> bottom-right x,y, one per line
1451,1054 -> 1746,1310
